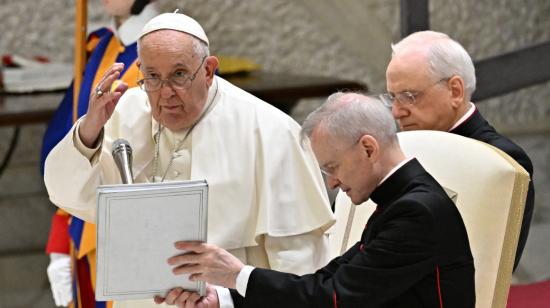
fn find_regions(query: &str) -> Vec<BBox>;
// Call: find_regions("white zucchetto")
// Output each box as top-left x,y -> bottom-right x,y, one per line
139,11 -> 209,46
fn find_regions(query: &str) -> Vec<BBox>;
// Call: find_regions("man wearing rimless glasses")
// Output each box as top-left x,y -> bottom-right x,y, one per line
383,30 -> 534,271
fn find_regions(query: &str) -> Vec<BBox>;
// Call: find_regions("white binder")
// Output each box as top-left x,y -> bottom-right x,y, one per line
95,180 -> 208,301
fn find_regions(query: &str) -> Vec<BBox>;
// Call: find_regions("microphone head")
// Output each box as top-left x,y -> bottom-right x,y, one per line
112,138 -> 132,156
112,138 -> 134,184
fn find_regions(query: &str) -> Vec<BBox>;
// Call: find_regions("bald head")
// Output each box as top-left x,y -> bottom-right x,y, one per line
386,31 -> 475,132
391,31 -> 449,55
301,92 -> 398,148
302,92 -> 405,205
389,31 -> 476,100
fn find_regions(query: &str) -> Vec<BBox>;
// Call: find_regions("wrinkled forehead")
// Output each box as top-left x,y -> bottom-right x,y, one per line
141,29 -> 195,47
139,29 -> 205,51
388,50 -> 430,76
139,30 -> 199,62
387,52 -> 433,91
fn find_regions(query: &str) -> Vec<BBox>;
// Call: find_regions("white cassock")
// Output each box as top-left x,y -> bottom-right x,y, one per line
45,76 -> 335,308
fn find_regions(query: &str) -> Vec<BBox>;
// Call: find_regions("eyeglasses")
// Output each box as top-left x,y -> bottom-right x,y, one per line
138,56 -> 207,92
320,168 -> 339,178
381,78 -> 449,106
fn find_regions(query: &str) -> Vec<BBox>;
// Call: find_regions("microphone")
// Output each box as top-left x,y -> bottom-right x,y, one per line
112,139 -> 134,184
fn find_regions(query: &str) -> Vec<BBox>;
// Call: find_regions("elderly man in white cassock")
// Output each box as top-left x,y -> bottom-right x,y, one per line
44,11 -> 335,308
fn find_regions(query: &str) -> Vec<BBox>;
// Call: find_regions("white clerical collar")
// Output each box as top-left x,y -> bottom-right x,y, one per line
112,3 -> 159,46
378,157 -> 414,186
449,102 -> 476,131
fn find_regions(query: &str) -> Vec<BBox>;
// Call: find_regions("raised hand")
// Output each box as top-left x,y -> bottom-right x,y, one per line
79,63 -> 128,147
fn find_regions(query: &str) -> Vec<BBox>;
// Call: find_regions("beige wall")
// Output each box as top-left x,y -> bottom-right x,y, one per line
2,0 -> 549,129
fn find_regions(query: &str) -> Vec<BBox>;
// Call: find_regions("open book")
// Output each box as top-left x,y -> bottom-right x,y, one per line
95,180 -> 208,301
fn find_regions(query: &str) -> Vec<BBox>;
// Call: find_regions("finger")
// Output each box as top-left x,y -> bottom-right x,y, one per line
168,252 -> 202,266
174,290 -> 194,306
104,89 -> 124,106
97,70 -> 121,93
174,241 -> 207,252
103,62 -> 124,75
92,77 -> 118,101
112,81 -> 129,94
173,263 -> 204,276
88,92 -> 121,121
99,63 -> 125,85
94,63 -> 124,96
153,295 -> 165,304
164,287 -> 184,305
187,292 -> 202,303
96,83 -> 125,105
184,293 -> 202,308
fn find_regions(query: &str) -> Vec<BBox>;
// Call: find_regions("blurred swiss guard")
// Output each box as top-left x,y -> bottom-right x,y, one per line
41,1 -> 159,307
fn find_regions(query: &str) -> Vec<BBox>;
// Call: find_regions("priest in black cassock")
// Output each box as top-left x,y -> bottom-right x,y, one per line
155,93 -> 476,308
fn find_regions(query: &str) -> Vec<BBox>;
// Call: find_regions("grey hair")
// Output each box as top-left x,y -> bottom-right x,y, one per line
300,92 -> 398,148
137,32 -> 210,59
391,31 -> 476,101
191,37 -> 210,58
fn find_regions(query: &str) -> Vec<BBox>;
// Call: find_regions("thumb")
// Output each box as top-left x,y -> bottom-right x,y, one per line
112,80 -> 129,94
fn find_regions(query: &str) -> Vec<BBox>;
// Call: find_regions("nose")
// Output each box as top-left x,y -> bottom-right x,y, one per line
159,81 -> 175,98
391,103 -> 409,120
327,175 -> 341,190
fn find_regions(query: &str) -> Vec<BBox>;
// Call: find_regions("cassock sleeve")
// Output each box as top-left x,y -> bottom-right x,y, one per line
239,199 -> 437,308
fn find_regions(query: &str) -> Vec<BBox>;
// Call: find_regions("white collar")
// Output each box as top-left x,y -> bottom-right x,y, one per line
112,3 -> 159,46
449,102 -> 476,131
378,157 -> 414,186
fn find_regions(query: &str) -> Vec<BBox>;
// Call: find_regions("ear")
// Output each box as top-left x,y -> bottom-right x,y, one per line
447,75 -> 465,108
359,134 -> 379,161
204,56 -> 219,87
136,60 -> 142,79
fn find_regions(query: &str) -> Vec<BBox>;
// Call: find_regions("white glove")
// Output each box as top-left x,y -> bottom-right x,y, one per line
47,253 -> 73,307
